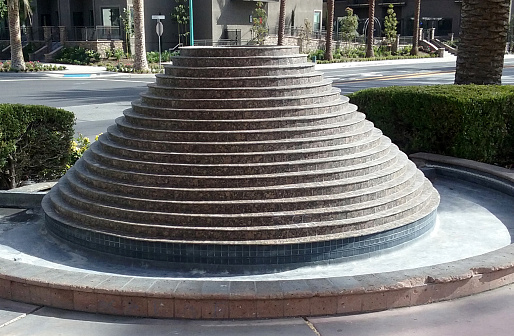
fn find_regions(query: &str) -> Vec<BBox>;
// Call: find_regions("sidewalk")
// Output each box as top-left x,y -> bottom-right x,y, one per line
42,63 -> 159,78
314,51 -> 457,70
33,53 -> 514,77
39,53 -> 459,77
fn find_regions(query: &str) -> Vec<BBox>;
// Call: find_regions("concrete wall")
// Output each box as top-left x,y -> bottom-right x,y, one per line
195,0 -> 323,45
142,1 -> 176,51
210,0 -> 259,44
65,40 -> 124,57
192,0 -> 213,41
268,0 -> 323,32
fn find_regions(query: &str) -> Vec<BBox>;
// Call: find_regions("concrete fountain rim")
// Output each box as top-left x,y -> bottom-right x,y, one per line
0,153 -> 512,319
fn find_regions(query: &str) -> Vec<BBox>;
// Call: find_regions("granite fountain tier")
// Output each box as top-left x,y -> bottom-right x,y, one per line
42,46 -> 439,268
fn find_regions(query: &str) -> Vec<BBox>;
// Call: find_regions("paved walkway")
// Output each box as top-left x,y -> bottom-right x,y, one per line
41,52 -> 462,78
0,284 -> 513,335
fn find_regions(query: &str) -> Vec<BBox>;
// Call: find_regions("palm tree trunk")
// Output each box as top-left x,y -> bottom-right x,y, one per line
455,0 -> 510,84
410,0 -> 421,56
7,0 -> 26,71
133,0 -> 149,72
366,0 -> 375,58
325,0 -> 334,61
277,0 -> 286,45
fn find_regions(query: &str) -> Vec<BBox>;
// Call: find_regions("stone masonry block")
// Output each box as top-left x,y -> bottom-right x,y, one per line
0,278 -> 12,299
73,291 -> 98,313
147,298 -> 174,318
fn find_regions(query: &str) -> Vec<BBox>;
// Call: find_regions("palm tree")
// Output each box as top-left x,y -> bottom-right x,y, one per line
325,0 -> 334,61
455,0 -> 510,84
7,0 -> 31,71
365,0 -> 375,58
132,0 -> 149,72
277,0 -> 286,45
410,0 -> 421,56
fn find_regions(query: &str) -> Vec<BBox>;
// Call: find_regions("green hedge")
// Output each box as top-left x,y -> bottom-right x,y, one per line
0,104 -> 75,189
348,85 -> 514,166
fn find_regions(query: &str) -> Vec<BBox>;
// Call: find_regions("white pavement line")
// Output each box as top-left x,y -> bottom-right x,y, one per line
0,313 -> 28,328
92,78 -> 154,83
303,317 -> 322,336
0,306 -> 42,329
0,78 -> 62,82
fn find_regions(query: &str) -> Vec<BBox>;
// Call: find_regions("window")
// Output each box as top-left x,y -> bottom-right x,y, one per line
73,12 -> 84,27
313,10 -> 321,32
102,7 -> 120,26
437,18 -> 453,36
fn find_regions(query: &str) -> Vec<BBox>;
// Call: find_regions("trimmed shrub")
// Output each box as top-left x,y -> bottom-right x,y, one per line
56,46 -> 100,65
349,85 -> 514,166
0,104 -> 75,189
146,50 -> 176,63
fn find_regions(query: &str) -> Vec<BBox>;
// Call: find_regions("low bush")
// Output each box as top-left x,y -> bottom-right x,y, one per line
0,104 -> 75,189
146,50 -> 178,63
309,45 -> 435,64
56,46 -> 100,65
349,85 -> 514,166
105,63 -> 163,73
0,61 -> 66,72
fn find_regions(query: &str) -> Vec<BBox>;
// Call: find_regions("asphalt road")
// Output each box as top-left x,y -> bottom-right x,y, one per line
1,56 -> 514,139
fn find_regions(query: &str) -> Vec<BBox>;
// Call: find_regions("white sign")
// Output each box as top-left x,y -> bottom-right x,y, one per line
156,21 -> 164,36
152,15 -> 165,20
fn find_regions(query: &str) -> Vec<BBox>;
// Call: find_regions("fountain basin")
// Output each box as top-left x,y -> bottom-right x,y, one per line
0,154 -> 512,319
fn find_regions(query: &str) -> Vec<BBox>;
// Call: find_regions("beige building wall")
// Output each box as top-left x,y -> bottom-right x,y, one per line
193,0 -> 323,45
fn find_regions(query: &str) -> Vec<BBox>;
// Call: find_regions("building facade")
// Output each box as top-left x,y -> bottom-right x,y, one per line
331,0 -> 464,39
193,0 -> 323,45
16,0 -> 322,53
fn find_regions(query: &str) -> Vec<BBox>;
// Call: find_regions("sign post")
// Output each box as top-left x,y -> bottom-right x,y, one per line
189,0 -> 194,46
152,15 -> 165,70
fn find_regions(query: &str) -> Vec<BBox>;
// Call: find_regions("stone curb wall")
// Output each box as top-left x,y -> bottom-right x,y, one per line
0,246 -> 513,319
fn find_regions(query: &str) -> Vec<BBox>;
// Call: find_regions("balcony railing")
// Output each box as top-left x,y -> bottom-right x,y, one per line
67,26 -> 122,41
0,26 -> 36,41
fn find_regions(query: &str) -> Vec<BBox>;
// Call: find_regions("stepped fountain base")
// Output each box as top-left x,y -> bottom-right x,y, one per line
42,46 -> 439,267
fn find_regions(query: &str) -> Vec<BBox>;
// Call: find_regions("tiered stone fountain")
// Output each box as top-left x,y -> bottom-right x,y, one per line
42,46 -> 439,269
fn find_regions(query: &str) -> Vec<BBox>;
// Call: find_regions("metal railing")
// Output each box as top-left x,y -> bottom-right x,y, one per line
67,26 -> 122,41
0,26 -> 34,41
270,25 -> 327,40
194,39 -> 249,46
224,29 -> 241,45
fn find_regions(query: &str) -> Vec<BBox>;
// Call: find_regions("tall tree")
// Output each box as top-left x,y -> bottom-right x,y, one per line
384,4 -> 398,45
365,0 -> 375,58
410,0 -> 421,56
338,7 -> 359,42
171,0 -> 190,46
277,0 -> 286,45
339,7 -> 359,44
132,0 -> 149,72
325,0 -> 334,61
251,2 -> 268,45
455,0 -> 510,84
7,0 -> 31,71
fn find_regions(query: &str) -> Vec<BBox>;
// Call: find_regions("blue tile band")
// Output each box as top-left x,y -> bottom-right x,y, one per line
45,210 -> 436,267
